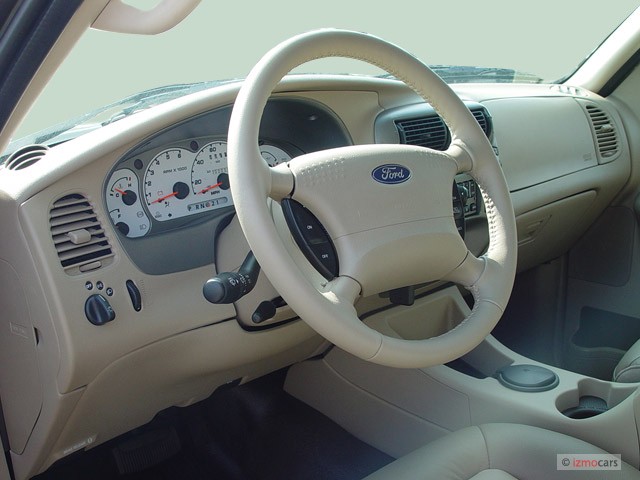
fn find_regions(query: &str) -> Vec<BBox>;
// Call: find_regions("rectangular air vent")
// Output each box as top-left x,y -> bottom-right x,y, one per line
585,104 -> 619,162
395,116 -> 449,150
395,108 -> 490,150
472,109 -> 491,137
50,194 -> 114,275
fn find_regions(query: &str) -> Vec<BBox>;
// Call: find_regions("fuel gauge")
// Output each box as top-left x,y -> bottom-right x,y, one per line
106,168 -> 151,238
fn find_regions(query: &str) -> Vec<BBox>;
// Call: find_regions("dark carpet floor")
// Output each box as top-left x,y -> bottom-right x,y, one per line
34,370 -> 393,480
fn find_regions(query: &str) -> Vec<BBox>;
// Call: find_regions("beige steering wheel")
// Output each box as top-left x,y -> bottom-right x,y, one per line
227,29 -> 517,368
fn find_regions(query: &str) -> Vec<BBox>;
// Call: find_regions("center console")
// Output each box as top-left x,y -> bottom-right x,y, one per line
284,286 -> 640,464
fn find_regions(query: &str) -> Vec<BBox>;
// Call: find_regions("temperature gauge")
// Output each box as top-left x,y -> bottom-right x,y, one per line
105,168 -> 150,238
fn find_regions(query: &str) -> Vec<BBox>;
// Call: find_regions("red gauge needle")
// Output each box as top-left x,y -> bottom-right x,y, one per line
151,191 -> 178,204
198,182 -> 222,194
114,188 -> 128,195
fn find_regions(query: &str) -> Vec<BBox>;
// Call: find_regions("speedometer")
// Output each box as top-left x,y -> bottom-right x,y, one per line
190,141 -> 232,213
135,140 -> 292,225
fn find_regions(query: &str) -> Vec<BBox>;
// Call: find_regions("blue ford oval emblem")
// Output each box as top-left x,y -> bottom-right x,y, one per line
371,164 -> 411,185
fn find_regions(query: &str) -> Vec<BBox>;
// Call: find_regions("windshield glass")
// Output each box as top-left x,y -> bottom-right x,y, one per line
10,0 -> 640,146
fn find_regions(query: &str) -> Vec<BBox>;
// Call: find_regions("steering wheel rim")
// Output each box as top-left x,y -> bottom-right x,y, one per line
227,29 -> 517,368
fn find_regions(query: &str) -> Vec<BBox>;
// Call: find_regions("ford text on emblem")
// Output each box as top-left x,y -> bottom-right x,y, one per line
371,164 -> 411,185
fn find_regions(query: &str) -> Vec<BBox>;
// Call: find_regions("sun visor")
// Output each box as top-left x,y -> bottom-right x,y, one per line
92,0 -> 201,35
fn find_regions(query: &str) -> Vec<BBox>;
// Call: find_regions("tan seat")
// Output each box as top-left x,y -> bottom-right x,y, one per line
364,423 -> 640,479
615,341 -> 640,382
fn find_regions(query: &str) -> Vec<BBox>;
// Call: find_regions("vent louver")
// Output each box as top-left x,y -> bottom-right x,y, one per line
585,105 -> 619,161
5,144 -> 49,170
472,109 -> 491,137
50,194 -> 114,275
396,116 -> 449,150
395,108 -> 491,150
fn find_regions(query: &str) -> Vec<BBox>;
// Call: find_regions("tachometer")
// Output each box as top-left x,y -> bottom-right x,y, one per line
143,148 -> 192,221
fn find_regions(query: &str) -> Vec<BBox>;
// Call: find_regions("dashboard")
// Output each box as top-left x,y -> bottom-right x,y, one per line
98,97 -> 353,274
0,76 -> 633,480
99,95 -> 483,276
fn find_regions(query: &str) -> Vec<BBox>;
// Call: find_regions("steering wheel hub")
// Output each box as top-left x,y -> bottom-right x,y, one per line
288,144 -> 467,295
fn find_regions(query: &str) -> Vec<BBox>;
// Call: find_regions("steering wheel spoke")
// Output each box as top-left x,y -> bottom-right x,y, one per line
443,250 -> 486,287
268,163 -> 295,200
446,141 -> 475,174
321,275 -> 361,305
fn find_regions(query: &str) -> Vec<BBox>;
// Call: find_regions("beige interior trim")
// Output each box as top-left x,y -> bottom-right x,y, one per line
364,423 -> 640,480
0,1 -> 112,154
0,25 -> 633,474
92,0 -> 201,34
570,6 -> 640,92
286,287 -> 640,466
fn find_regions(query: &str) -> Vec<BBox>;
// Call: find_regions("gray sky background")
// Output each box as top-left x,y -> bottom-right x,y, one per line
16,0 -> 640,137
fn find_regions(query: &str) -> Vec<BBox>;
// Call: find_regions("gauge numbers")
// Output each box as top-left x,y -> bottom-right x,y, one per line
113,140 -> 292,230
106,168 -> 151,237
143,148 -> 193,221
190,141 -> 232,215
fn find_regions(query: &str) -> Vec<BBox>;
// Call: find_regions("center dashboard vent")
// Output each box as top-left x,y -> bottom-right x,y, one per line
395,116 -> 449,150
585,104 -> 619,162
395,108 -> 491,150
49,194 -> 114,275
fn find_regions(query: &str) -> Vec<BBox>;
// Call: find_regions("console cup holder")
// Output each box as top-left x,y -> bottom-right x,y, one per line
556,378 -> 636,419
561,395 -> 608,419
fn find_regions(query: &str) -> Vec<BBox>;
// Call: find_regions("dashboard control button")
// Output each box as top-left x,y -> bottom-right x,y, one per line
252,300 -> 277,324
202,253 -> 260,305
85,281 -> 93,291
281,199 -> 339,280
452,182 -> 466,239
85,294 -> 116,326
96,281 -> 104,290
126,280 -> 142,311
79,261 -> 102,272
311,242 -> 338,275
292,206 -> 328,245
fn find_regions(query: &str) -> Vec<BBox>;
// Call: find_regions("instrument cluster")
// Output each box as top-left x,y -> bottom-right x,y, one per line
105,138 -> 292,238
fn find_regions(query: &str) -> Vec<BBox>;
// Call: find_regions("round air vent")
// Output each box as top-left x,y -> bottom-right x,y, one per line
5,144 -> 49,170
